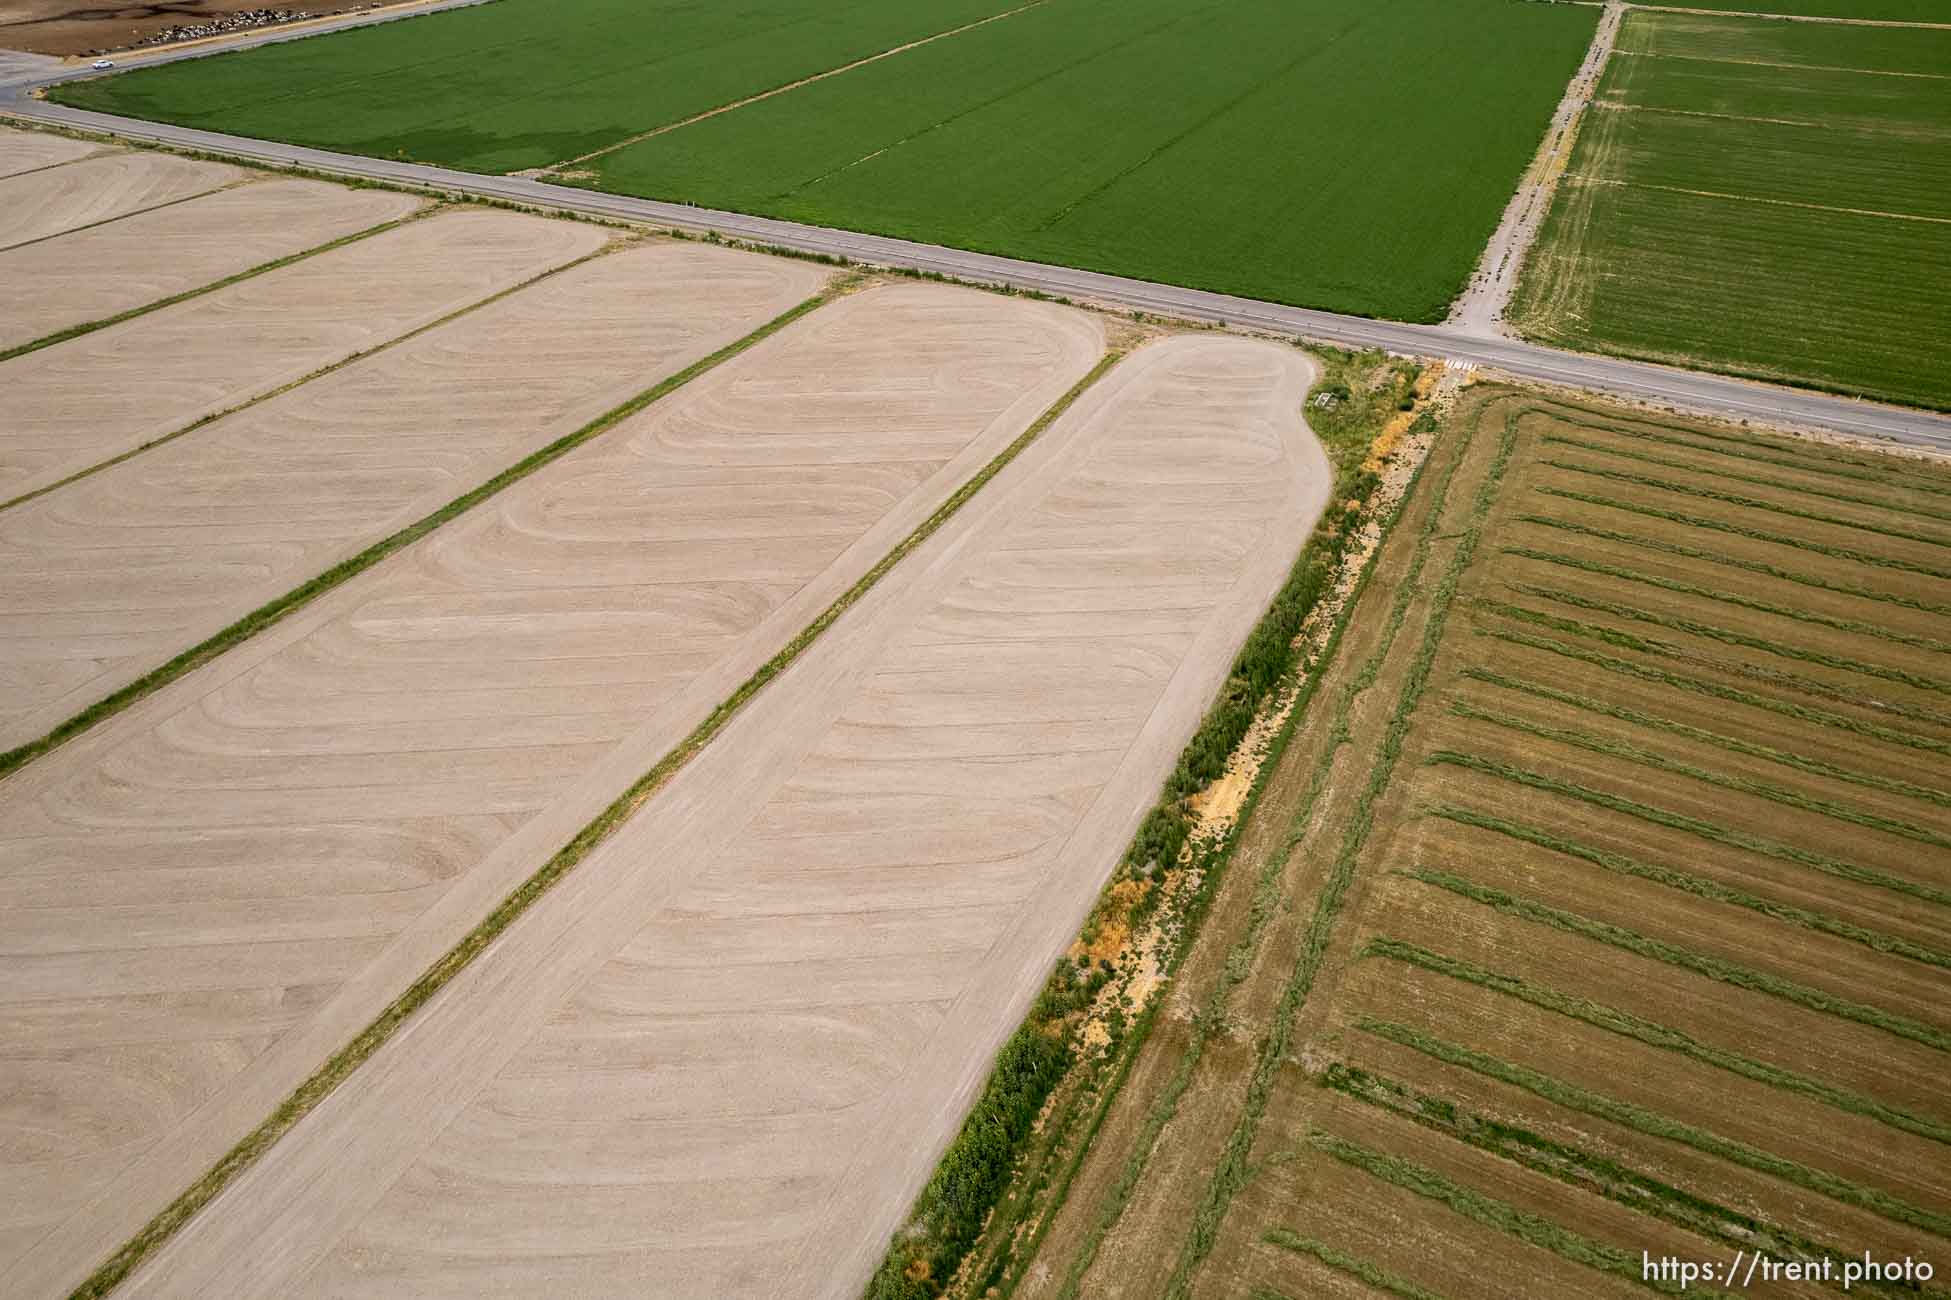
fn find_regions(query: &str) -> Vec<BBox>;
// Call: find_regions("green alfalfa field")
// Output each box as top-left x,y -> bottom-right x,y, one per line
54,0 -> 1599,321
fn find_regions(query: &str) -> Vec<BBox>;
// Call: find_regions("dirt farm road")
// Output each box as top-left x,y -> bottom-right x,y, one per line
2,35 -> 1949,455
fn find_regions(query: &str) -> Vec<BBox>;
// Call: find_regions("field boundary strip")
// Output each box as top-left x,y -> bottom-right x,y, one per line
0,202 -> 431,364
1043,391 -> 1470,1300
66,334 -> 1128,1300
1158,403 -> 1521,1300
0,228 -> 621,516
539,0 -> 1048,174
0,280 -> 838,782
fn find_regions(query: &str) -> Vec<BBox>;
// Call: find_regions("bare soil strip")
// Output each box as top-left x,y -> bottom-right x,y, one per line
1449,0 -> 1623,336
0,122 -> 94,175
0,206 -> 604,509
1634,5 -> 1951,31
1566,171 -> 1951,225
0,150 -> 238,248
0,281 -> 1102,1299
0,179 -> 421,351
103,334 -> 1328,1300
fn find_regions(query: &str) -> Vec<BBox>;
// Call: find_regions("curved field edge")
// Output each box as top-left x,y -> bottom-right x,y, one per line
863,350 -> 1435,1300
0,281 -> 838,784
63,317 -> 1125,1300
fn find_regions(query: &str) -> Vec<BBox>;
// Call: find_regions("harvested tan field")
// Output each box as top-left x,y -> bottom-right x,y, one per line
0,150 -> 239,250
0,215 -> 635,749
990,386 -> 1951,1300
0,205 -> 603,507
0,281 -> 1103,1298
105,335 -> 1331,1300
0,125 -> 96,176
0,179 -> 419,350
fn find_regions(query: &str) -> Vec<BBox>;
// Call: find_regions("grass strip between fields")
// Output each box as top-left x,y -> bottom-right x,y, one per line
1406,868 -> 1951,1054
1462,665 -> 1951,810
1361,940 -> 1951,1146
1535,485 -> 1951,584
1433,794 -> 1951,971
1478,626 -> 1951,759
1319,1062 -> 1945,1300
0,237 -> 622,516
1428,752 -> 1951,913
0,175 -> 249,256
71,329 -> 1128,1300
1506,546 -> 1951,656
0,281 -> 838,784
1306,1128 -> 1737,1298
878,358 -> 1429,1300
1043,406 -> 1466,1300
1447,698 -> 1951,855
1541,433 -> 1951,526
1542,459 -> 1951,553
1260,1230 -> 1449,1300
1479,600 -> 1951,733
1512,513 -> 1951,618
1352,1018 -> 1951,1241
1158,409 -> 1521,1300
1512,582 -> 1951,697
0,205 -> 433,365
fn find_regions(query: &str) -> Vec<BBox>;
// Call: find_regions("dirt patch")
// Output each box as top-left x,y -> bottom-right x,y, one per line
0,2 -> 392,56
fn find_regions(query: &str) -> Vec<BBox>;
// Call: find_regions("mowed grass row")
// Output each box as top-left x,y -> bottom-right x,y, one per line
1149,390 -> 1951,1295
1511,10 -> 1951,410
55,0 -> 1600,321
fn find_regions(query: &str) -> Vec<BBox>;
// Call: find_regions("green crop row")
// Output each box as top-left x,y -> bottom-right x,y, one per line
1549,413 -> 1951,498
1506,547 -> 1951,656
1306,1129 -> 1724,1297
1513,513 -> 1951,618
1428,753 -> 1948,912
1447,697 -> 1951,855
1512,582 -> 1951,699
1320,1060 -> 1945,1299
1463,666 -> 1951,811
1534,486 -> 1951,583
1479,626 -> 1951,759
1406,868 -> 1951,1054
1260,1231 -> 1448,1300
1543,459 -> 1951,553
1433,796 -> 1951,969
1478,602 -> 1951,737
1360,939 -> 1951,1147
1539,434 -> 1951,527
1354,1017 -> 1951,1241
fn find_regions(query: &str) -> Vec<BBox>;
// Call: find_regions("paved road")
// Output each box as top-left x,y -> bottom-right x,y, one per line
4,23 -> 1949,453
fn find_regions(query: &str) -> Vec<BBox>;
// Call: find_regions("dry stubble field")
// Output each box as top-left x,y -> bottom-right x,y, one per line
0,253 -> 1127,1295
998,386 -> 1951,1300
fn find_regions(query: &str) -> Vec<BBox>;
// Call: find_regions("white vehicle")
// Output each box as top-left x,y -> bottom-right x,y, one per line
91,59 -> 114,70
